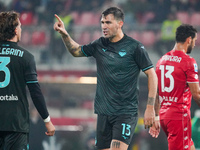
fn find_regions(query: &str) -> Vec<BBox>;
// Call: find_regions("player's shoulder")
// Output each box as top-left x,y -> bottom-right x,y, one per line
90,36 -> 105,46
17,44 -> 34,58
125,34 -> 141,44
124,34 -> 144,51
93,36 -> 114,47
94,34 -> 141,45
156,51 -> 173,65
178,52 -> 196,64
1,41 -> 34,58
185,53 -> 195,61
186,55 -> 197,65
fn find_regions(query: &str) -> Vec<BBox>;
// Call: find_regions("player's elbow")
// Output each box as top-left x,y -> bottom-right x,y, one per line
72,52 -> 83,57
71,52 -> 79,57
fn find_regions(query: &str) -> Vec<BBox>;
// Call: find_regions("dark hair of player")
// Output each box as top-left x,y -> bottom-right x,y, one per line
0,11 -> 19,41
176,24 -> 197,43
102,7 -> 124,22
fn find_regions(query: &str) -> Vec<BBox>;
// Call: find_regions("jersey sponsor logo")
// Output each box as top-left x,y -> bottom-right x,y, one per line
0,48 -> 24,57
159,95 -> 178,105
119,49 -> 126,57
0,94 -> 18,101
194,63 -> 198,72
162,55 -> 182,63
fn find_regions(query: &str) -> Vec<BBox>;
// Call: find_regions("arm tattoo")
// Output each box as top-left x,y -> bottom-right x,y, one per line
147,97 -> 155,105
64,40 -> 79,53
112,141 -> 120,148
62,34 -> 82,56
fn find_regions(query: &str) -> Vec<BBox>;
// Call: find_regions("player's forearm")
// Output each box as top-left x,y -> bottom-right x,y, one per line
146,69 -> 158,106
27,83 -> 49,119
61,34 -> 83,57
148,81 -> 157,104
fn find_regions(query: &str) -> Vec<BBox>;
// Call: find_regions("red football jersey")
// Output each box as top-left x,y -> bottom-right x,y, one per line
156,50 -> 199,120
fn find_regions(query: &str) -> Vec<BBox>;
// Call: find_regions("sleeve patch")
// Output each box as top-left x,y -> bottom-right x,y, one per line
194,63 -> 198,72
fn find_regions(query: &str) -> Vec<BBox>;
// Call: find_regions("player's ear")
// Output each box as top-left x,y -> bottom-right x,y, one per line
14,27 -> 18,35
118,20 -> 123,28
187,36 -> 192,44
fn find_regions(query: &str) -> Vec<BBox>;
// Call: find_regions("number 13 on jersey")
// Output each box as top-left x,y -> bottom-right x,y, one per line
159,65 -> 174,93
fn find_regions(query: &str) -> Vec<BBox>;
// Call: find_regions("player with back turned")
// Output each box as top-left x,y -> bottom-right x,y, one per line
149,24 -> 200,150
0,11 -> 55,150
54,7 -> 157,150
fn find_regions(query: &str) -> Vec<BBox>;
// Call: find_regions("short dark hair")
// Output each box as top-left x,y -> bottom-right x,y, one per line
176,24 -> 197,43
0,11 -> 19,41
102,7 -> 124,22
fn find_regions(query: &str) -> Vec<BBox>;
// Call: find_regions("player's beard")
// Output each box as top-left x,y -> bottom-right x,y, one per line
103,30 -> 116,40
186,43 -> 193,54
108,34 -> 116,41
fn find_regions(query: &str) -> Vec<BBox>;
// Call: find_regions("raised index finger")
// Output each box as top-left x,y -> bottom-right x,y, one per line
55,14 -> 62,22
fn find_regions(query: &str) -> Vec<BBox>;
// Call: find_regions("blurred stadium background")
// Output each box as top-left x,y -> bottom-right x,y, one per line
1,0 -> 200,150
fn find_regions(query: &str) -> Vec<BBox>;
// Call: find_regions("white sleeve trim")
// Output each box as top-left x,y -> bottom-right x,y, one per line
187,81 -> 199,83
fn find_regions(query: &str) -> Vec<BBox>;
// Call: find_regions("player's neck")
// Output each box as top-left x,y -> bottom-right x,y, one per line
172,43 -> 187,53
109,31 -> 124,43
7,36 -> 18,43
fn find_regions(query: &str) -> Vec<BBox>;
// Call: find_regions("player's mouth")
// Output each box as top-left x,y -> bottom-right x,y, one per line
103,30 -> 109,36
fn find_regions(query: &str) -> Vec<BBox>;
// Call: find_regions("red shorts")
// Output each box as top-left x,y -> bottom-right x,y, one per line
160,117 -> 193,150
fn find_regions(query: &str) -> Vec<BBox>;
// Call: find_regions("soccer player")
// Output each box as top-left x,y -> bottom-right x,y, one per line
54,7 -> 157,150
149,24 -> 200,150
0,11 -> 55,150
